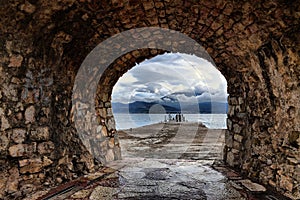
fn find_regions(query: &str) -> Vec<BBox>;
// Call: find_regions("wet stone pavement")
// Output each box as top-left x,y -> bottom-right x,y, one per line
29,158 -> 289,200
29,123 -> 291,200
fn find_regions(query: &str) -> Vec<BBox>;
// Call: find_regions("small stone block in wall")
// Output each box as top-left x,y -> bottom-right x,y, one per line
19,158 -> 43,174
108,138 -> 115,149
107,118 -> 115,131
98,125 -> 108,137
236,113 -> 247,118
238,179 -> 266,192
0,135 -> 9,153
226,151 -> 239,167
8,54 -> 23,67
1,116 -> 10,131
30,127 -> 50,141
234,134 -> 243,143
233,124 -> 242,134
233,141 -> 241,150
279,175 -> 294,192
11,128 -> 26,144
5,167 -> 19,194
228,105 -> 235,117
19,156 -> 53,174
107,108 -> 113,117
37,141 -> 55,155
238,97 -> 244,105
225,130 -> 233,148
227,118 -> 233,130
25,105 -> 35,124
229,97 -> 238,105
9,143 -> 36,157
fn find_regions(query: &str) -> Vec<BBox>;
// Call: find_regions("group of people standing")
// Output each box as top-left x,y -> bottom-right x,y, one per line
165,113 -> 186,122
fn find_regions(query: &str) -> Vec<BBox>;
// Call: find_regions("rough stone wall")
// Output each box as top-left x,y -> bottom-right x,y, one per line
0,0 -> 299,199
224,35 -> 300,198
92,49 -> 166,163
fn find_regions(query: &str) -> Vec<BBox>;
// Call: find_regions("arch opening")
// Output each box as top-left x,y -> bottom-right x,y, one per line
110,52 -> 228,161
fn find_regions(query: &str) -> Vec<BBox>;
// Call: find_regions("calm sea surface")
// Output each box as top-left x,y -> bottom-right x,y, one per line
114,114 -> 227,130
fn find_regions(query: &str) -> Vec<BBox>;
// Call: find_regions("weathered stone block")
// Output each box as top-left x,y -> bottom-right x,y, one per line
0,174 -> 7,198
233,141 -> 241,150
229,97 -> 238,105
1,116 -> 10,131
9,143 -> 35,157
236,113 -> 247,118
101,126 -> 108,137
287,157 -> 299,165
19,157 -> 53,174
19,158 -> 43,174
107,108 -> 113,117
232,149 -> 240,154
228,105 -> 235,116
0,105 -> 5,115
8,54 -> 23,67
98,108 -> 107,118
233,124 -> 242,133
238,97 -> 244,105
43,156 -> 53,167
108,138 -> 114,148
107,118 -> 115,131
226,151 -> 238,167
143,1 -> 154,10
225,130 -> 233,148
0,134 -> 9,153
30,127 -> 50,141
11,128 -> 26,143
238,179 -> 266,192
227,118 -> 232,130
25,105 -> 35,124
20,1 -> 36,14
5,167 -> 19,194
104,102 -> 111,107
279,175 -> 293,192
38,141 -> 55,154
234,134 -> 243,143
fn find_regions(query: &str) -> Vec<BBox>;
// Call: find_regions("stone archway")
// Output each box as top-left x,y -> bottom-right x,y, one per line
0,0 -> 299,199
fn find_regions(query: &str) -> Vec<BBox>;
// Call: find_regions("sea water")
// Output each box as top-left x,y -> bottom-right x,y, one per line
114,113 -> 227,130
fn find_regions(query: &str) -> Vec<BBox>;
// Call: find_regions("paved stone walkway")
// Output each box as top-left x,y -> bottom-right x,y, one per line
26,158 -> 290,200
26,123 -> 291,200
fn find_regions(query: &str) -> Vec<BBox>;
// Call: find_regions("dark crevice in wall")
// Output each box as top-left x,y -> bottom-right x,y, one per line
257,47 -> 276,108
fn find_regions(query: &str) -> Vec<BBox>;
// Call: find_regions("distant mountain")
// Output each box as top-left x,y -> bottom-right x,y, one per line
128,101 -> 180,113
111,102 -> 129,113
184,102 -> 228,114
112,101 -> 228,114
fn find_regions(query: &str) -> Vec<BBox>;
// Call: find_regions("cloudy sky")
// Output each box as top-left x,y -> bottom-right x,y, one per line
112,53 -> 228,104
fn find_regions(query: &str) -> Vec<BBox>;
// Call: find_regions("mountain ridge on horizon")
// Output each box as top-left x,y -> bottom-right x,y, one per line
112,100 -> 228,114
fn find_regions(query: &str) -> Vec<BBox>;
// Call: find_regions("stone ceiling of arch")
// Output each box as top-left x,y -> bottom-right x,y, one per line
1,0 -> 298,78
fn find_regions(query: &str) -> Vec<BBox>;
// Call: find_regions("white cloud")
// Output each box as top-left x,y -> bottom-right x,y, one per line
111,53 -> 228,104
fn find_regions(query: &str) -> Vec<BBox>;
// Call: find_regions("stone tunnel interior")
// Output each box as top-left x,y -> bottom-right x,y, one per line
0,0 -> 299,199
